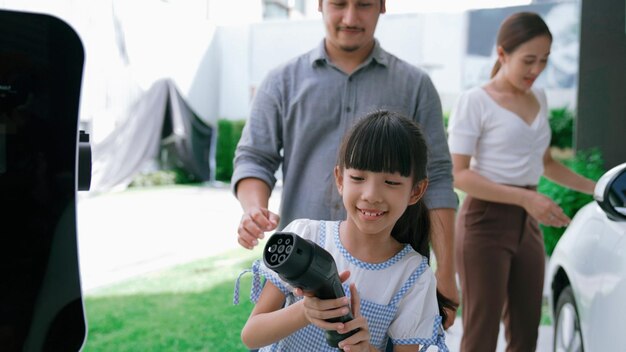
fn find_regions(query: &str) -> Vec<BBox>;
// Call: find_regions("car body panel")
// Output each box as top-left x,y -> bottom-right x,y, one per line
548,202 -> 626,351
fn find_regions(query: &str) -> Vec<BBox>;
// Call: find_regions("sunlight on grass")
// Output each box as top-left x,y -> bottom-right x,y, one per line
87,247 -> 262,297
83,246 -> 263,351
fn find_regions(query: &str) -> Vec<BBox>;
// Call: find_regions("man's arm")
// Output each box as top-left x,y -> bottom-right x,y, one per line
414,73 -> 459,328
231,74 -> 284,249
429,207 -> 458,329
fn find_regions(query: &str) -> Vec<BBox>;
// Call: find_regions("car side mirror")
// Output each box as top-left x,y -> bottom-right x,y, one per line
594,162 -> 626,221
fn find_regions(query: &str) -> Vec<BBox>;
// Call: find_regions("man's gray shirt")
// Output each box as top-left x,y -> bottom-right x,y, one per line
232,39 -> 457,229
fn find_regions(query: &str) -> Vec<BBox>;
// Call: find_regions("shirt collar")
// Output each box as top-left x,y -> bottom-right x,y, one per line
310,38 -> 389,68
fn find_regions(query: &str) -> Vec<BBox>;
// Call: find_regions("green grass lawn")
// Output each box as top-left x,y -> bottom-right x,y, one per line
82,247 -> 261,351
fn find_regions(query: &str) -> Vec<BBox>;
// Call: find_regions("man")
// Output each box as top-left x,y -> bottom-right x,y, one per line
232,0 -> 459,329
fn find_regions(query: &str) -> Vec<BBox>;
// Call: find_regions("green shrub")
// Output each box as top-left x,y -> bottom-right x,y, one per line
128,118 -> 246,187
548,107 -> 574,149
215,119 -> 246,182
538,148 -> 604,256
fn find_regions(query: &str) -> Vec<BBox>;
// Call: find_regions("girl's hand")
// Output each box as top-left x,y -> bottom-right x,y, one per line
294,271 -> 353,332
522,191 -> 570,227
337,283 -> 373,352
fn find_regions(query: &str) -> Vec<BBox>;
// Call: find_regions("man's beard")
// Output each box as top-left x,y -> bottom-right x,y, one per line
339,44 -> 361,52
336,27 -> 366,53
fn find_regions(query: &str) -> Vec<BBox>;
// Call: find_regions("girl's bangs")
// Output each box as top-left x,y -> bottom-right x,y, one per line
343,120 -> 414,177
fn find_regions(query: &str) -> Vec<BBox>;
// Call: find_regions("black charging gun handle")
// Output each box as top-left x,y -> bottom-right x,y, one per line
314,260 -> 359,347
322,282 -> 359,348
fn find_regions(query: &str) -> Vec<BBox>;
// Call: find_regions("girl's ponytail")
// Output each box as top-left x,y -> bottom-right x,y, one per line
391,202 -> 458,327
391,201 -> 429,259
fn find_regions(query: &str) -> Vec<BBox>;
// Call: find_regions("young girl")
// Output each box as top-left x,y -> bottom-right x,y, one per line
448,12 -> 596,352
234,111 -> 450,351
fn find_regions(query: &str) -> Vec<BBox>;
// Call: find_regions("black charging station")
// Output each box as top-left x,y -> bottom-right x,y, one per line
1,9 -> 90,351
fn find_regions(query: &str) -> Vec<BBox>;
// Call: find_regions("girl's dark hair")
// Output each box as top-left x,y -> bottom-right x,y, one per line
491,11 -> 553,78
337,110 -> 429,256
337,110 -> 458,324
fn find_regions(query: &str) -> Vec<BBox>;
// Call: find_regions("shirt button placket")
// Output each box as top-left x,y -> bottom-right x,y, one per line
345,76 -> 354,115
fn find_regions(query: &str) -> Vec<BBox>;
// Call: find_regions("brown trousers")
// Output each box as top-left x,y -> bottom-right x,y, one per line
456,194 -> 544,352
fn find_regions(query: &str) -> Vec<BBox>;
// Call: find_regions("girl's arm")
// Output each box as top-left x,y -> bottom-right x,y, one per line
542,147 -> 596,194
241,278 -> 354,349
452,153 -> 569,227
241,282 -> 308,349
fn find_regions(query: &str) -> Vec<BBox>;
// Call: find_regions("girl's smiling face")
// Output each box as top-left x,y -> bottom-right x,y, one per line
335,167 -> 425,238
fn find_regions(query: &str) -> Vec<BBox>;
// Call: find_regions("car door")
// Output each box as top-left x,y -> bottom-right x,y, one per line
587,218 -> 626,349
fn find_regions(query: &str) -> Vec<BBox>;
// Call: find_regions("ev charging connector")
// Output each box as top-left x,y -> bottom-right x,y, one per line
263,232 -> 359,348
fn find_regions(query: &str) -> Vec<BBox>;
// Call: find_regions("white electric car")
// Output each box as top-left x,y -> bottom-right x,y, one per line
548,162 -> 626,351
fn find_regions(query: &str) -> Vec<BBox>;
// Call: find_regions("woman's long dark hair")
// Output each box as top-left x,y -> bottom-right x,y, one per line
491,12 -> 553,78
336,110 -> 458,325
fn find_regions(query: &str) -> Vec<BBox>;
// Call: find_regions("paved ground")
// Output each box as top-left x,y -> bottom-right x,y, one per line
442,320 -> 552,351
76,184 -> 552,351
76,183 -> 275,291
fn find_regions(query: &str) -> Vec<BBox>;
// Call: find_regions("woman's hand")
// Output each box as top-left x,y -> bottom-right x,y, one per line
336,283 -> 374,352
522,190 -> 570,227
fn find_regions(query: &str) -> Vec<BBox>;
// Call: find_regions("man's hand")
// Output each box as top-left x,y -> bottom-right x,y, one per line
436,272 -> 459,330
235,178 -> 279,249
238,206 -> 279,249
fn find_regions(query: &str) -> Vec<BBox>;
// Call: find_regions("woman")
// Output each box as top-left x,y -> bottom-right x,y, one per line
448,12 -> 596,352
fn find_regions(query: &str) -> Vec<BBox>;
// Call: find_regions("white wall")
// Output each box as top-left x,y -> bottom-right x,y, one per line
217,25 -> 253,120
377,12 -> 467,110
105,0 -> 222,127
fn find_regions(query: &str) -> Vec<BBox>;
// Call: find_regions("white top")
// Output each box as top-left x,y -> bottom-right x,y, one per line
265,219 -> 442,344
447,86 -> 551,186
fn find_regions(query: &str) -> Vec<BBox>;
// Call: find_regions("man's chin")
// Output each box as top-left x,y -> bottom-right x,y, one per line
338,44 -> 361,52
